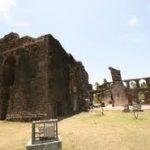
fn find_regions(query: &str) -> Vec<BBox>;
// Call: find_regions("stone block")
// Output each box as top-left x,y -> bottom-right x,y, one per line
26,137 -> 62,150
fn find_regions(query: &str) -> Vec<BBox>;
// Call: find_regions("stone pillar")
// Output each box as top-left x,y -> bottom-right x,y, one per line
126,81 -> 130,88
135,80 -> 140,88
146,79 -> 150,87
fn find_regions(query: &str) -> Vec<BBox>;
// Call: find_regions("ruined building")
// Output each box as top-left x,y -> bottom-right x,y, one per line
94,67 -> 150,106
0,32 -> 91,121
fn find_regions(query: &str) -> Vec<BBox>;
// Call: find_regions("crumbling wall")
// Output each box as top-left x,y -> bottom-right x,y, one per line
126,89 -> 138,105
0,33 -> 90,121
111,83 -> 128,106
70,61 -> 90,111
0,35 -> 50,120
96,82 -> 112,106
47,37 -> 90,116
109,67 -> 122,82
109,67 -> 128,106
47,35 -> 70,117
100,67 -> 127,106
94,67 -> 150,106
101,90 -> 112,105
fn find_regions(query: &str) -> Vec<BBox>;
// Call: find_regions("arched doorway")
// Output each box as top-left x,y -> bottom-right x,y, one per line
139,79 -> 147,88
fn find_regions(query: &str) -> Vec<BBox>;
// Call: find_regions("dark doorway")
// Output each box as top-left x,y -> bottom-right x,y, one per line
56,102 -> 63,116
111,93 -> 114,107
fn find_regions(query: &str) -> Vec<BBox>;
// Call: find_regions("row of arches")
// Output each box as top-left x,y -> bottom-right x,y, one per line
123,79 -> 150,89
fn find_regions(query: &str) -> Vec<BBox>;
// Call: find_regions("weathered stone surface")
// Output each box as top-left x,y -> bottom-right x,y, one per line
26,138 -> 62,150
109,67 -> 122,82
0,32 -> 91,121
111,82 -> 128,106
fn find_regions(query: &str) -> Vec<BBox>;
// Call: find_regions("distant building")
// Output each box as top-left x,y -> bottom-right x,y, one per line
93,67 -> 150,106
0,32 -> 91,121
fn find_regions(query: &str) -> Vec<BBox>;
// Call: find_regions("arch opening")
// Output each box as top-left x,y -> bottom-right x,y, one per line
139,79 -> 147,88
129,80 -> 137,89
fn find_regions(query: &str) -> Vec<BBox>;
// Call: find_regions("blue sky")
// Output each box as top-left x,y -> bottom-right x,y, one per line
0,0 -> 150,85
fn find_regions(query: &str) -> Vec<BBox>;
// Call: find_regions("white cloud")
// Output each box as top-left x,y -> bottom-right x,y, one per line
0,0 -> 16,20
120,32 -> 131,41
0,0 -> 30,30
128,16 -> 139,27
120,32 -> 143,46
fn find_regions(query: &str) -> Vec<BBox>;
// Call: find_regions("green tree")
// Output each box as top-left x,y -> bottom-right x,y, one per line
95,82 -> 100,90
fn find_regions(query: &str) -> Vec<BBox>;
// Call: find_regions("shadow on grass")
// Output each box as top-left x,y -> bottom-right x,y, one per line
57,110 -> 88,122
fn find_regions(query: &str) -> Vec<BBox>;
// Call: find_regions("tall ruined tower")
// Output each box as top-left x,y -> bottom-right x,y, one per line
109,67 -> 128,106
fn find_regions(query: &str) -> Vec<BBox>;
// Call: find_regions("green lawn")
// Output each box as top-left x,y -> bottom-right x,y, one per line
0,110 -> 150,150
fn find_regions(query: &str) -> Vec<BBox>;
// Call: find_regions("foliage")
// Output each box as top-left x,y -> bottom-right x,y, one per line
94,82 -> 100,90
93,93 -> 101,104
138,92 -> 145,102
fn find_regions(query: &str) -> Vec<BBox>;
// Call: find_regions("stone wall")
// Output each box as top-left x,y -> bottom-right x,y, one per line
109,67 -> 122,82
111,82 -> 128,106
108,67 -> 128,106
0,33 -> 90,121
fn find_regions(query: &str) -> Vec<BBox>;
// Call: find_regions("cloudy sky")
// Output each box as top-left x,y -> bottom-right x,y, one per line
0,0 -> 150,84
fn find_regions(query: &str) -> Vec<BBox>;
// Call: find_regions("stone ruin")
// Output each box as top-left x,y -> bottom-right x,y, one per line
93,67 -> 150,106
0,32 -> 92,121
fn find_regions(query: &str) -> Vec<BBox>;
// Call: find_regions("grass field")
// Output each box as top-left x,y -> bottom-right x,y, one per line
0,110 -> 150,150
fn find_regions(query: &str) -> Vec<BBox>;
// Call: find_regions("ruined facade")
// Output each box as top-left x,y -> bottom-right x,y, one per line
0,32 -> 91,121
94,67 -> 150,106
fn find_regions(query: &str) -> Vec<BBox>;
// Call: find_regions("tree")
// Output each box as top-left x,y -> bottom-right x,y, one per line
95,82 -> 100,90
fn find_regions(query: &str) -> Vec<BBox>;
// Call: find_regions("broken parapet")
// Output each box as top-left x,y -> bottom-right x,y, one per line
109,67 -> 128,106
109,67 -> 122,82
